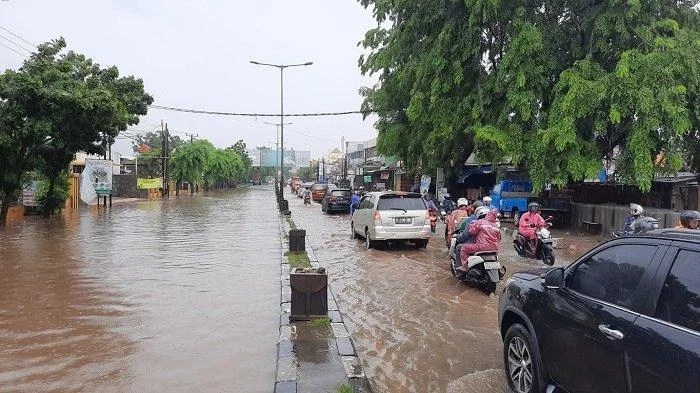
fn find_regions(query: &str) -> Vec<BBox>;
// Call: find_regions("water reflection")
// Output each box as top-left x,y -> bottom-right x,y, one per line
0,187 -> 280,392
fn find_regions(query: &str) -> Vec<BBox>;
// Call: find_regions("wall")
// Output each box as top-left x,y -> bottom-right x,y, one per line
570,203 -> 682,234
112,174 -> 138,198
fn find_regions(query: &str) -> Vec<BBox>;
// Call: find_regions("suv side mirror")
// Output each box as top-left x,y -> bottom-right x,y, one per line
544,268 -> 564,289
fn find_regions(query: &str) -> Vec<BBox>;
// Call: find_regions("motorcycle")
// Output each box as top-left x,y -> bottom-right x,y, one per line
440,210 -> 447,223
303,194 -> 312,205
429,210 -> 439,233
612,216 -> 660,238
513,217 -> 555,266
449,236 -> 505,295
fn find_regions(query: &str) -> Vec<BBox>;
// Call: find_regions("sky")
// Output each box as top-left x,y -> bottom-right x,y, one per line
0,0 -> 380,159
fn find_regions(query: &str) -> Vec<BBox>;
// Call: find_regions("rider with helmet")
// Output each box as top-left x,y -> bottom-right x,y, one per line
446,198 -> 471,245
440,193 -> 456,215
518,202 -> 547,251
677,210 -> 700,230
623,203 -> 644,234
482,196 -> 493,209
457,207 -> 501,271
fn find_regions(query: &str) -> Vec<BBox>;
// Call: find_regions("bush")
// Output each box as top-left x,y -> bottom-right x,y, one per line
35,172 -> 71,216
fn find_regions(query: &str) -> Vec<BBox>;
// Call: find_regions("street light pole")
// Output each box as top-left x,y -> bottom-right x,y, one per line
251,60 -> 313,198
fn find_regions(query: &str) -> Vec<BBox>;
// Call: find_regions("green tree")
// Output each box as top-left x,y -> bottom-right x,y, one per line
0,37 -> 152,224
170,140 -> 215,195
359,0 -> 700,191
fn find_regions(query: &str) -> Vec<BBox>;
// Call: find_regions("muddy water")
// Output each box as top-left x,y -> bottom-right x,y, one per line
0,186 -> 280,392
288,194 -> 602,393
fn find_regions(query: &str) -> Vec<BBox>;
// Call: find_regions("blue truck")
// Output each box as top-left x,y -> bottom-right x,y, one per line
490,180 -> 570,224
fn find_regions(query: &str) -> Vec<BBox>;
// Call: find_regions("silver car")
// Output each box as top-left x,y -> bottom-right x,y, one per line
351,191 -> 431,249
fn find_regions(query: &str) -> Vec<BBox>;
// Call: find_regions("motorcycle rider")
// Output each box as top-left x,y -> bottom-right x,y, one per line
483,196 -> 493,209
440,193 -> 455,215
518,202 -> 548,253
457,208 -> 501,271
424,193 -> 438,212
456,200 -> 484,234
350,191 -> 362,214
623,203 -> 645,234
676,210 -> 700,230
446,198 -> 471,245
302,187 -> 312,205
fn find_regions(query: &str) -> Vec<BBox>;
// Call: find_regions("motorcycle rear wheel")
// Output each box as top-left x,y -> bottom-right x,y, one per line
542,245 -> 555,266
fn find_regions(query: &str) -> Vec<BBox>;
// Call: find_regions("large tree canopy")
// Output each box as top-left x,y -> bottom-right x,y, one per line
359,0 -> 700,190
0,37 -> 153,223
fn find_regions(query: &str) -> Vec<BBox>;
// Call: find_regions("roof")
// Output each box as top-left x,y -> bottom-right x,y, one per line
368,191 -> 421,197
637,228 -> 700,243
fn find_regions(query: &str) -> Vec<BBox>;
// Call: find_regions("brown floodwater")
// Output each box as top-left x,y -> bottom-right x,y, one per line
0,187 -> 281,392
288,194 -> 603,393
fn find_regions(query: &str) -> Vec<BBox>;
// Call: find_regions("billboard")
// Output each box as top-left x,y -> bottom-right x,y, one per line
80,159 -> 113,203
247,149 -> 310,168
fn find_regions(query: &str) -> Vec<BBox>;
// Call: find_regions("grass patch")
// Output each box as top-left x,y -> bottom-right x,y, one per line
309,316 -> 330,328
286,251 -> 311,269
337,384 -> 352,393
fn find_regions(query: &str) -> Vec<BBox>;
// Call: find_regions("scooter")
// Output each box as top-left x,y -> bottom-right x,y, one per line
440,210 -> 447,223
303,194 -> 312,205
449,236 -> 505,295
612,216 -> 659,238
513,218 -> 555,266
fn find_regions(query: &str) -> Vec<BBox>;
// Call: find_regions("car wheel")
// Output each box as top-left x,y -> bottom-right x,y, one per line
414,239 -> 428,249
365,230 -> 374,250
504,324 -> 542,393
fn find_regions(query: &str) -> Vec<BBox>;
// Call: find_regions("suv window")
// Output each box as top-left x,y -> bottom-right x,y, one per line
569,244 -> 657,309
330,190 -> 351,198
359,196 -> 373,210
312,184 -> 328,191
654,250 -> 700,332
377,195 -> 426,211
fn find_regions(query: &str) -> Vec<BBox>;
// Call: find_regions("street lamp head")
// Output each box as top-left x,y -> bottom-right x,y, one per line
304,62 -> 313,66
250,60 -> 261,65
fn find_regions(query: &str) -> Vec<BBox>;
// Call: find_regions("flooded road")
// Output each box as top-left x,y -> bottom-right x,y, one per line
0,186 -> 280,392
288,193 -> 602,393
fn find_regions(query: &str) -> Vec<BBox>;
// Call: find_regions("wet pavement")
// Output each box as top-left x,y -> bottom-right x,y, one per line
0,186 -> 281,392
287,192 -> 605,393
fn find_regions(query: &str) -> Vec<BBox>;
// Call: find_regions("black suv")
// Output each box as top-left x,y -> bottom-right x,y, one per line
499,229 -> 699,393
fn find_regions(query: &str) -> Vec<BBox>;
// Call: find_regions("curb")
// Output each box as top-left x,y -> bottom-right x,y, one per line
274,211 -> 371,393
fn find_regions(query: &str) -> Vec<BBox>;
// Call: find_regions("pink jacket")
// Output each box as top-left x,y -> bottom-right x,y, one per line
447,209 -> 470,238
518,212 -> 546,239
460,209 -> 501,260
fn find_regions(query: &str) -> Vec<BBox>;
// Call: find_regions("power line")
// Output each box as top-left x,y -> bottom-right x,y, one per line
0,25 -> 37,48
0,34 -> 34,55
0,41 -> 27,58
148,104 -> 369,117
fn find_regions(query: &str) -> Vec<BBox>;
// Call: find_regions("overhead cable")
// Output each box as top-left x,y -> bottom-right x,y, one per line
0,25 -> 37,48
148,104 -> 371,117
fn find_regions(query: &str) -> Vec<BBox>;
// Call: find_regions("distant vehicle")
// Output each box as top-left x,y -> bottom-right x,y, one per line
351,191 -> 431,249
290,176 -> 302,194
499,229 -> 700,393
310,183 -> 330,202
250,173 -> 261,185
322,189 -> 352,213
490,180 -> 569,224
297,182 -> 314,198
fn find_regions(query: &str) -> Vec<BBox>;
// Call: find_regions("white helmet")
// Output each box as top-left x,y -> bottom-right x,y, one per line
630,203 -> 643,216
457,198 -> 469,208
475,206 -> 490,218
483,196 -> 492,205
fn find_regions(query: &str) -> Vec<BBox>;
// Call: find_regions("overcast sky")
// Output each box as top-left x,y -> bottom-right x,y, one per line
0,0 -> 379,158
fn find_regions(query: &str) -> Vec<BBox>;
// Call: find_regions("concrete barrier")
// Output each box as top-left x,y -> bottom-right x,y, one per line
571,202 -> 686,232
645,209 -> 667,228
596,205 -> 617,235
666,211 -> 680,228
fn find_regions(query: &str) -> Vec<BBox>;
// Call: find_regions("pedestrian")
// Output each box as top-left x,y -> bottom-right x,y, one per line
676,210 -> 700,230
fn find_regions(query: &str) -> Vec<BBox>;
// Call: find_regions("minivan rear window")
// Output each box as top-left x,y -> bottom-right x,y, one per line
377,194 -> 426,211
331,190 -> 351,198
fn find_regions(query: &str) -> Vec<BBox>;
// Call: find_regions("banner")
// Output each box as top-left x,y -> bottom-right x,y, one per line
81,159 -> 113,203
137,178 -> 163,189
420,175 -> 432,195
22,181 -> 39,207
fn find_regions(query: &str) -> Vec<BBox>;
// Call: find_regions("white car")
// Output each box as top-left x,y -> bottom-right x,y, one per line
351,191 -> 431,249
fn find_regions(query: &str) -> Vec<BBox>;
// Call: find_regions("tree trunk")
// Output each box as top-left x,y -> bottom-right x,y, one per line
43,176 -> 56,217
175,180 -> 180,196
0,194 -> 13,227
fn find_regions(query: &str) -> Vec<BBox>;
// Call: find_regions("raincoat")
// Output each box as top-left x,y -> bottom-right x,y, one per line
460,209 -> 501,266
518,212 -> 546,240
350,193 -> 361,214
447,209 -> 470,239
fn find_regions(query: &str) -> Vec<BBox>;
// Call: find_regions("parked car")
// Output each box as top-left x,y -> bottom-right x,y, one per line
310,183 -> 330,202
297,182 -> 313,198
350,191 -> 431,249
321,189 -> 352,213
498,229 -> 700,393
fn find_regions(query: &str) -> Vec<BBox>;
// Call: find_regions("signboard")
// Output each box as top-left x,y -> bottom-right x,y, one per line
247,149 -> 311,168
137,178 -> 163,189
22,181 -> 39,207
363,175 -> 372,183
380,171 -> 390,180
420,175 -> 432,195
81,159 -> 113,203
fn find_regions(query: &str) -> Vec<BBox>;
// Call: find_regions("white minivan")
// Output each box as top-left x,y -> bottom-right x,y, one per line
351,191 -> 431,249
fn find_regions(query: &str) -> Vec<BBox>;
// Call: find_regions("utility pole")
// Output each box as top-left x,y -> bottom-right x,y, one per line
185,132 -> 198,143
165,123 -> 170,198
322,157 -> 326,182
